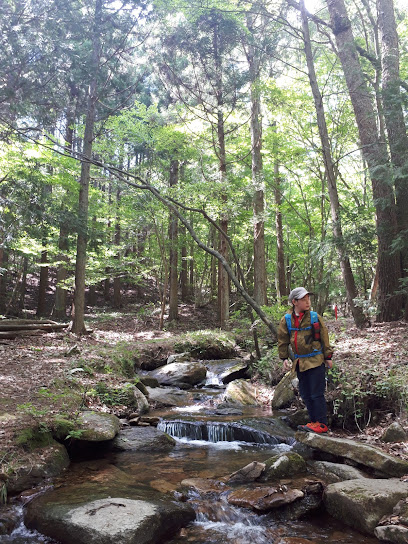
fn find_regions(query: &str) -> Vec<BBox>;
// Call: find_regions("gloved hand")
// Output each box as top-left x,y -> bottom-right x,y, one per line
283,358 -> 292,372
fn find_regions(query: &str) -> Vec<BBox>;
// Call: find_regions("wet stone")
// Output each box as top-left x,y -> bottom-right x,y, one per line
227,485 -> 304,512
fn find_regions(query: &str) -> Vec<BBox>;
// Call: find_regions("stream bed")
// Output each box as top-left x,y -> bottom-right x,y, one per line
3,382 -> 380,544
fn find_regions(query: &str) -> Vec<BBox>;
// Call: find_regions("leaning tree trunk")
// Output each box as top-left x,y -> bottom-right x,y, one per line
378,0 -> 408,317
301,0 -> 368,327
326,0 -> 403,322
71,0 -> 102,334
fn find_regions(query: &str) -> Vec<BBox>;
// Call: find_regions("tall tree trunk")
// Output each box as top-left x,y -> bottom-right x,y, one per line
104,181 -> 112,303
168,159 -> 179,321
180,225 -> 189,302
378,0 -> 408,316
54,100 -> 77,320
18,256 -> 29,314
301,0 -> 368,327
326,0 -> 403,322
0,247 -> 8,314
113,186 -> 121,309
36,244 -> 49,317
246,13 -> 267,307
213,22 -> 229,328
274,150 -> 287,301
71,0 -> 102,334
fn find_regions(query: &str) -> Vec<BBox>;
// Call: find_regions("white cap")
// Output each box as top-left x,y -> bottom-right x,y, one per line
288,287 -> 312,303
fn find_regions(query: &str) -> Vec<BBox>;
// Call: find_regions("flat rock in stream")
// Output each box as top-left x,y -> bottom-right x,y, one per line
146,386 -> 192,407
149,361 -> 207,388
24,496 -> 195,544
308,460 -> 369,483
323,478 -> 408,535
77,412 -> 120,442
295,432 -> 408,476
111,426 -> 176,452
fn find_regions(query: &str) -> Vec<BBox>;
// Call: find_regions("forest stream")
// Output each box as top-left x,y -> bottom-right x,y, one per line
4,368 -> 380,544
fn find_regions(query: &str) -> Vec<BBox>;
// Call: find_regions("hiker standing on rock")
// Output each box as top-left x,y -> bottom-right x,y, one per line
278,287 -> 334,434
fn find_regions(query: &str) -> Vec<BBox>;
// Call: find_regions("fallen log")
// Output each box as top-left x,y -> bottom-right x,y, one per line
0,323 -> 69,332
0,330 -> 43,339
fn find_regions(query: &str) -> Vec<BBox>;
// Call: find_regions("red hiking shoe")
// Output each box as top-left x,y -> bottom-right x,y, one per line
298,422 -> 328,434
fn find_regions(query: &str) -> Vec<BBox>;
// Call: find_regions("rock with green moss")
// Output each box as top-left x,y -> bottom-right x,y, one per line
262,452 -> 307,481
77,412 -> 120,442
6,440 -> 70,495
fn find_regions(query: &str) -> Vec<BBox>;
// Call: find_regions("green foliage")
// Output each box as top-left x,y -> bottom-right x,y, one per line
174,329 -> 237,359
15,425 -> 53,451
51,417 -> 83,441
90,382 -> 138,407
327,361 -> 408,431
94,342 -> 136,378
252,346 -> 282,384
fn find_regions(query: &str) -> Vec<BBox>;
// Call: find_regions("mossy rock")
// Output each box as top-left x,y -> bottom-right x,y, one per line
262,452 -> 307,480
174,330 -> 237,359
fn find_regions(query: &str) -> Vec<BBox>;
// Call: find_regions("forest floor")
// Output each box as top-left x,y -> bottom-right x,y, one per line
1,301 -> 408,477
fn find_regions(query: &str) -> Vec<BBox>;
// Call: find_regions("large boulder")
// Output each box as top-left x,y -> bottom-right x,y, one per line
381,422 -> 408,443
308,460 -> 368,484
323,478 -> 408,535
375,525 -> 408,544
6,440 -> 70,494
205,359 -> 249,385
295,432 -> 408,476
111,426 -> 176,452
145,387 -> 192,407
374,498 -> 408,543
149,362 -> 207,388
77,412 -> 120,442
25,495 -> 195,544
272,371 -> 297,409
223,379 -> 259,406
128,385 -> 149,415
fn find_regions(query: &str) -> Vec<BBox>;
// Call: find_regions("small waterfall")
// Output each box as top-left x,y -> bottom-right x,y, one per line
205,370 -> 224,387
157,419 -> 281,445
187,491 -> 277,544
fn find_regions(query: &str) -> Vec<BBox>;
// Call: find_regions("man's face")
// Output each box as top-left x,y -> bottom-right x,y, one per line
293,294 -> 311,313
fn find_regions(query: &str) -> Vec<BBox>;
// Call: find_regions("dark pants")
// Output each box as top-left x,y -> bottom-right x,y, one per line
296,363 -> 327,425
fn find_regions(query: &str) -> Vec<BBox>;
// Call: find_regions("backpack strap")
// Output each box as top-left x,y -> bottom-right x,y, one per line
284,313 -> 293,334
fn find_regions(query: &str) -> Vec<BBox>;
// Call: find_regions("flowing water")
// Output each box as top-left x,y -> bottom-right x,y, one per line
4,374 -> 379,544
